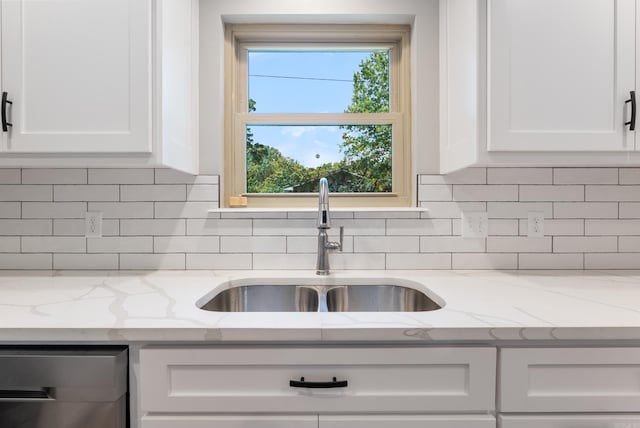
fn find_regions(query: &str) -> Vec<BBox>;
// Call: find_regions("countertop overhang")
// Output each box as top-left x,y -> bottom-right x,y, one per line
1,270 -> 639,342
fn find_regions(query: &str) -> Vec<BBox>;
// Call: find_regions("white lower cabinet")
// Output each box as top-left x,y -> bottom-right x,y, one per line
138,346 -> 497,427
500,415 -> 640,428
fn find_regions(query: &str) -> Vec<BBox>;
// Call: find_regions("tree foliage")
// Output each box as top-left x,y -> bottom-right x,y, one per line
246,51 -> 391,193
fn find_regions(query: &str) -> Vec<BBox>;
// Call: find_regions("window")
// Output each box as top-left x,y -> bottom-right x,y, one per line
224,24 -> 411,208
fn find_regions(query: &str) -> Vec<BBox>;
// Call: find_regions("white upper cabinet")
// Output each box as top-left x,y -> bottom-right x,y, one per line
0,0 -> 151,153
440,0 -> 640,172
488,0 -> 635,152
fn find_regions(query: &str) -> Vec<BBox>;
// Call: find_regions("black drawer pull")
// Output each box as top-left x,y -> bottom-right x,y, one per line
1,91 -> 12,132
289,376 -> 348,389
625,90 -> 636,131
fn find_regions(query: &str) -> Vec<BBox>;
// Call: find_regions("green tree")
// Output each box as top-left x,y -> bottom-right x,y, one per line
340,50 -> 392,192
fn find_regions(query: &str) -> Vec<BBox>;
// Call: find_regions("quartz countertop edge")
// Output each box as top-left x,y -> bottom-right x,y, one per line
0,269 -> 639,342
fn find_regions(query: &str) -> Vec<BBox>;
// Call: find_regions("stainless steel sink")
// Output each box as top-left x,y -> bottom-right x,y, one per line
197,279 -> 443,312
199,285 -> 318,312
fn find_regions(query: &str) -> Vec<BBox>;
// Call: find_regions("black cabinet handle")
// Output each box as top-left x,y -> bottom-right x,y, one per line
625,90 -> 636,131
289,376 -> 348,389
1,92 -> 12,132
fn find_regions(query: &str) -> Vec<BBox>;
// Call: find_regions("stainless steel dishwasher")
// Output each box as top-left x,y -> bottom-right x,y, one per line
0,346 -> 128,428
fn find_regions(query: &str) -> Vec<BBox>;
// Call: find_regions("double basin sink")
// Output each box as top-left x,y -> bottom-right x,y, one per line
197,278 -> 443,312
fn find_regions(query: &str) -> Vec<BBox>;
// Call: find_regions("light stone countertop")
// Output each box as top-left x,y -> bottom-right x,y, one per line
0,270 -> 639,342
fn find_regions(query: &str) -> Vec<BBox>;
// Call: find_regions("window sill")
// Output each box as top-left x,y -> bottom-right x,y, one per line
208,207 -> 428,219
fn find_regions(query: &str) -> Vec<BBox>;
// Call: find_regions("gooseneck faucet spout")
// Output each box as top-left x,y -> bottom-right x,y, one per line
316,178 -> 343,275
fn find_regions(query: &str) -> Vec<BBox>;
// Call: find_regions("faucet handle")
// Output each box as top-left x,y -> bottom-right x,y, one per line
338,226 -> 344,252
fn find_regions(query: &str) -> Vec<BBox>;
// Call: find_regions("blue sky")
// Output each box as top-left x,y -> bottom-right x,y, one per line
248,50 -> 377,167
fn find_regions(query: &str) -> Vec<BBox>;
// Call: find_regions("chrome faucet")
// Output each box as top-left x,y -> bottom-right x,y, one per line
316,178 -> 343,275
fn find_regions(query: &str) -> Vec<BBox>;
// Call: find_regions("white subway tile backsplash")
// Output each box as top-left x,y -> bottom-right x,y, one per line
3,169 -> 640,270
188,219 -> 251,236
22,237 -> 86,253
187,253 -> 252,270
252,253 -> 315,270
119,254 -> 185,270
54,185 -> 118,201
154,236 -> 220,253
487,202 -> 553,219
618,236 -> 640,252
22,202 -> 86,219
121,185 -> 185,202
220,236 -> 284,253
0,237 -> 20,252
419,202 -> 486,218
487,236 -> 551,253
584,253 -> 640,269
186,185 -> 219,202
0,169 -> 21,184
420,168 -> 486,184
88,237 -> 153,253
330,253 -> 387,270
89,202 -> 154,219
54,219 -> 119,236
586,220 -> 640,236
155,169 -> 218,184
252,219 -> 316,236
53,254 -> 118,270
0,185 -> 52,201
418,185 -> 453,201
387,219 -> 451,236
155,202 -> 217,219
0,254 -> 52,269
619,168 -> 640,184
619,203 -> 640,219
586,185 -> 640,201
386,253 -> 451,269
553,236 -> 617,253
519,253 -> 584,269
452,253 -> 518,269
354,236 -> 419,253
553,168 -> 618,184
520,185 -> 584,201
518,219 -> 584,236
0,202 -> 20,218
22,169 -> 86,184
553,202 -> 618,219
0,220 -> 51,236
453,185 -> 519,201
420,236 -> 485,253
88,168 -> 154,184
488,168 -> 552,184
120,219 -> 186,236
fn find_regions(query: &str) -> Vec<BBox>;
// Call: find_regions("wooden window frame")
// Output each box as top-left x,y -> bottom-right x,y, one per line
224,24 -> 412,208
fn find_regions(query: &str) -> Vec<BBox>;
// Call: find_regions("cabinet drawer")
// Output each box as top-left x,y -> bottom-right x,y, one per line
500,415 -> 640,428
500,347 -> 640,412
321,415 -> 495,428
141,415 -> 317,428
140,347 -> 496,414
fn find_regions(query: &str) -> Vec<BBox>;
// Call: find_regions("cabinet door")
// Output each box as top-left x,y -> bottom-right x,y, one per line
488,0 -> 635,151
500,415 -> 640,428
321,415 -> 495,428
141,415 -> 317,428
0,0 -> 151,153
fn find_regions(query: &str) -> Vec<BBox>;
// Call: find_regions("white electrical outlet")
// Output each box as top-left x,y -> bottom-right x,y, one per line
527,211 -> 545,238
461,211 -> 488,238
85,211 -> 103,238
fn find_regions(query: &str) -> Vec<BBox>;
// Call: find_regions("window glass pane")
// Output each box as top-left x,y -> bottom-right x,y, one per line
246,124 -> 392,193
248,50 -> 390,114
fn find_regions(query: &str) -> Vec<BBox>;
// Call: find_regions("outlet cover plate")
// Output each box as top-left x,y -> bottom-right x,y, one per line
85,211 -> 103,238
527,211 -> 545,238
461,211 -> 488,238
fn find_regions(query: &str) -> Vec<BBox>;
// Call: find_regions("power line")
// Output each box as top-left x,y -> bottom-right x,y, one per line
249,74 -> 352,83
